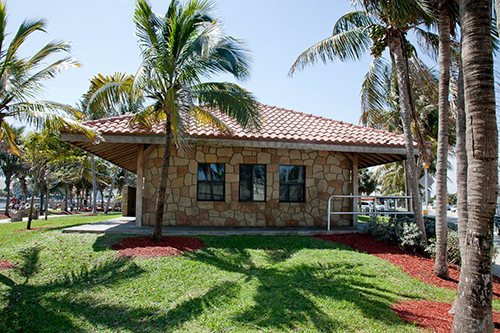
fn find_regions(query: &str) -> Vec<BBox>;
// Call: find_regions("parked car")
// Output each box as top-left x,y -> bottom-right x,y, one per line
360,201 -> 373,212
451,205 -> 457,212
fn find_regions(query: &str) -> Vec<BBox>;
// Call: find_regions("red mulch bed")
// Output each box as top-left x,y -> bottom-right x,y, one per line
111,236 -> 204,258
314,233 -> 500,298
0,259 -> 15,271
392,300 -> 500,333
0,214 -> 8,219
314,233 -> 500,332
14,226 -> 53,232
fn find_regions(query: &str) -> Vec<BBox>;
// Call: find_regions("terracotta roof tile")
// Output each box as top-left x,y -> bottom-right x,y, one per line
82,104 -> 419,148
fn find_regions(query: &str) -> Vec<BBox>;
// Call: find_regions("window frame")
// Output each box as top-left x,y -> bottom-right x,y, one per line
197,163 -> 225,202
239,164 -> 267,202
279,165 -> 306,203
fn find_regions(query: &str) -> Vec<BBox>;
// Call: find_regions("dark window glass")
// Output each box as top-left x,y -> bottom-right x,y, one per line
240,164 -> 266,202
197,163 -> 225,201
279,165 -> 305,202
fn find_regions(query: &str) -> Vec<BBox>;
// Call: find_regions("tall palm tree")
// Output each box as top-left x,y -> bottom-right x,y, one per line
0,1 -> 93,153
452,0 -> 497,331
95,0 -> 261,241
289,0 -> 434,243
433,0 -> 459,280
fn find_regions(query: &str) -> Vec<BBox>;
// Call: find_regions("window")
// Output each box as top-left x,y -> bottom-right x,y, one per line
240,164 -> 266,202
197,163 -> 225,201
279,165 -> 305,202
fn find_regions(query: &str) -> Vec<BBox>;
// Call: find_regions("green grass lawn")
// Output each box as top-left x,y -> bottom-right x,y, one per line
0,214 -> 471,332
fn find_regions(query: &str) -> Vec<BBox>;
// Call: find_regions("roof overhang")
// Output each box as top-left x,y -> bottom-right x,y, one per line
62,132 -> 419,173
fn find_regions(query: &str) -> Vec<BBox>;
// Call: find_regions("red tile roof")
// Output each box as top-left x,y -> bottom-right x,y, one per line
82,104 -> 417,148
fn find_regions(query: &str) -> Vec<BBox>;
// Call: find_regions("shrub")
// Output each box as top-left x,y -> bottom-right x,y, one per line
365,215 -> 460,260
425,230 -> 461,265
365,215 -> 424,252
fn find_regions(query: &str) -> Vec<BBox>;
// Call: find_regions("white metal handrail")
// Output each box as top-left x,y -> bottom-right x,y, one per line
327,195 -> 414,231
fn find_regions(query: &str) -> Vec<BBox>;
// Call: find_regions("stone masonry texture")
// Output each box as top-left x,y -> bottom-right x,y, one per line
142,145 -> 353,228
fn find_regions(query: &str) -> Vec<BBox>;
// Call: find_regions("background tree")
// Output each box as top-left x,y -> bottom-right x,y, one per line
22,129 -> 80,227
452,0 -> 498,331
80,73 -> 141,214
358,169 -> 377,195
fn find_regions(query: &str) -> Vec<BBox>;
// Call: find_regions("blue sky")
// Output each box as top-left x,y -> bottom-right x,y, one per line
5,0 -> 458,193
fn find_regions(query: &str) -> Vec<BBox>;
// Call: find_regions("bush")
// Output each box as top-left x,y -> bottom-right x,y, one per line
365,215 -> 458,258
425,230 -> 461,265
366,215 -> 497,266
365,215 -> 425,252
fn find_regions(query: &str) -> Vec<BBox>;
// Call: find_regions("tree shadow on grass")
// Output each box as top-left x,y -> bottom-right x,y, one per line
183,235 -> 420,332
0,244 -> 244,332
0,245 -> 145,332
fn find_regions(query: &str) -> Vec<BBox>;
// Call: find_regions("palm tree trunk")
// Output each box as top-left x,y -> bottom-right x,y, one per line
4,174 -> 11,217
104,167 -> 118,214
65,184 -> 69,212
153,113 -> 172,242
44,187 -> 49,220
456,44 -> 468,260
40,184 -> 45,214
21,177 -> 27,203
91,155 -> 97,214
390,34 -> 427,244
452,1 -> 497,331
27,174 -> 39,230
434,3 -> 451,279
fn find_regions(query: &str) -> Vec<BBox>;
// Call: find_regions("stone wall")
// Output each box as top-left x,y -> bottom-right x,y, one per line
142,145 -> 353,227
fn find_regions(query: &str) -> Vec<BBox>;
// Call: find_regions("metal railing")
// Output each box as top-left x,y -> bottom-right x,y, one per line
327,195 -> 414,231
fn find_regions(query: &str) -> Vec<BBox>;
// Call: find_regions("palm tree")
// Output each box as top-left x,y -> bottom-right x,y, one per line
79,73 -> 140,215
432,0 -> 459,280
452,0 -> 497,331
289,0 -> 435,243
94,0 -> 261,241
0,1 -> 93,153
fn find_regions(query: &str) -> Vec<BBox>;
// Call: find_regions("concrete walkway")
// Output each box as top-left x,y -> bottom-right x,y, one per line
0,213 -> 75,224
62,216 -> 361,236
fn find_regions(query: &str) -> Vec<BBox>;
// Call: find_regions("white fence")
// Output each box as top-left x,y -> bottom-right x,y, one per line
327,195 -> 414,231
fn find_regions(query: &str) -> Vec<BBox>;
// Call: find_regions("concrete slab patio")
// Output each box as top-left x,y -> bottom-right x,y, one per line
62,216 -> 362,236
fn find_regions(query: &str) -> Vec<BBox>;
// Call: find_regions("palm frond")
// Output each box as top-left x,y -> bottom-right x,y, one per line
0,1 -> 7,60
9,101 -> 97,140
84,73 -> 136,118
26,40 -> 72,68
134,0 -> 162,57
289,26 -> 372,76
2,18 -> 46,77
413,27 -> 439,61
361,56 -> 391,119
332,10 -> 376,34
192,81 -> 261,131
190,105 -> 231,133
0,120 -> 22,155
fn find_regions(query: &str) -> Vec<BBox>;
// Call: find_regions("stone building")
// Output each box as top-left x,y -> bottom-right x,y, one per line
62,104 -> 417,229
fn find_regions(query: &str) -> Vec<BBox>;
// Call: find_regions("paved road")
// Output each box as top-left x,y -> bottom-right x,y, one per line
426,208 -> 500,276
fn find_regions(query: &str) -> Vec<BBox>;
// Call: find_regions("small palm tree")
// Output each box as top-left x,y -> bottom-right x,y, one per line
0,1 -> 93,153
137,0 -> 260,241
